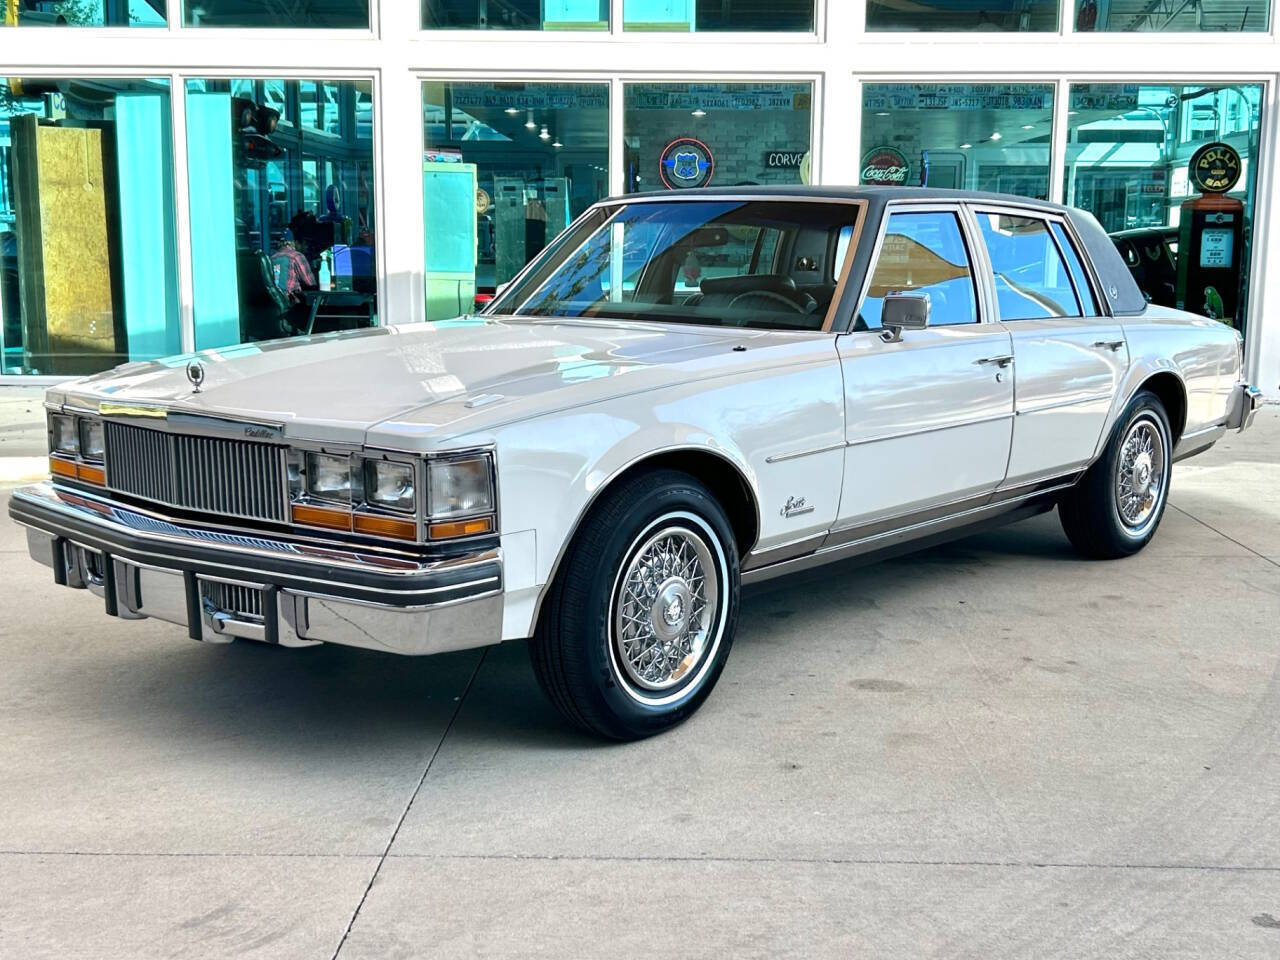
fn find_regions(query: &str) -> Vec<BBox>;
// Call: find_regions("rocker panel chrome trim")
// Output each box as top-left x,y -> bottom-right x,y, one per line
743,476 -> 1077,585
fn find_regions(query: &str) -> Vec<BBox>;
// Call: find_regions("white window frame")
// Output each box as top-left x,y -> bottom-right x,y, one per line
0,0 -> 1275,388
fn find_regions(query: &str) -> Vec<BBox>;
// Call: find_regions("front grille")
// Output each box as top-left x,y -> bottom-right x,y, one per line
201,581 -> 264,622
104,421 -> 287,524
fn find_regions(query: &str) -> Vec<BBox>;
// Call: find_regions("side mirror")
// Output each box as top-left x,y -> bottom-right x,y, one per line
880,292 -> 930,343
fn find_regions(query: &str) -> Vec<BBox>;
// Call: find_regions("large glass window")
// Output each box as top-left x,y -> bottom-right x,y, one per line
491,199 -> 862,332
422,82 -> 609,318
861,84 -> 1055,200
184,0 -> 368,28
1064,83 -> 1262,329
0,0 -> 165,26
857,211 -> 977,330
0,78 -> 178,376
868,0 -> 1057,31
1074,0 -> 1267,31
623,0 -> 813,30
185,78 -> 377,351
422,0 -> 607,30
624,83 -> 814,194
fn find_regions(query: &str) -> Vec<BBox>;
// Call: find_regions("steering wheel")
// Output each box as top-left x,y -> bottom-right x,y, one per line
728,290 -> 814,316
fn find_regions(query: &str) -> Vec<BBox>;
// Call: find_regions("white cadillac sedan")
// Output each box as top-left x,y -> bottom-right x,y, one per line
9,187 -> 1262,740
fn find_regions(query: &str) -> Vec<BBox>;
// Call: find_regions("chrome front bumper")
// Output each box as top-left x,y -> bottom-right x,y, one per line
1226,383 -> 1264,433
8,483 -> 503,656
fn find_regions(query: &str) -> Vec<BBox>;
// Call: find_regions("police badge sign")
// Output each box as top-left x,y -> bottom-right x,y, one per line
660,137 -> 715,190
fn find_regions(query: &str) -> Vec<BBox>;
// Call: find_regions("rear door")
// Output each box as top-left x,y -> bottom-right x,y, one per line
970,206 -> 1128,486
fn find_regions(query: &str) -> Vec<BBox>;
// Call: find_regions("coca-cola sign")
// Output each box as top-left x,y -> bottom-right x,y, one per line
861,146 -> 910,185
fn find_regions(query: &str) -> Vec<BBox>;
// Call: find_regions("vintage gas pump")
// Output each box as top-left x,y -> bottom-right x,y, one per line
1176,142 -> 1245,327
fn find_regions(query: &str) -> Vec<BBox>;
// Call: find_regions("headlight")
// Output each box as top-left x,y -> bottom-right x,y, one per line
50,415 -> 79,455
366,460 -> 416,513
428,455 -> 494,518
305,452 -> 362,504
79,419 -> 105,461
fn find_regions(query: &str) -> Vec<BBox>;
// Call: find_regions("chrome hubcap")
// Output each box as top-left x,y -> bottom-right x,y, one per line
1116,417 -> 1166,530
612,524 -> 719,693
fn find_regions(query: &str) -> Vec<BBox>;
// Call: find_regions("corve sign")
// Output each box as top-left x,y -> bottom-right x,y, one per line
763,150 -> 807,169
861,146 -> 910,186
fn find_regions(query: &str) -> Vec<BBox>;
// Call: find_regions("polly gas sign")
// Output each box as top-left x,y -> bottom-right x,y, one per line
860,146 -> 910,185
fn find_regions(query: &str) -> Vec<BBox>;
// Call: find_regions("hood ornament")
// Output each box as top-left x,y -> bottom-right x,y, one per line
185,360 -> 206,393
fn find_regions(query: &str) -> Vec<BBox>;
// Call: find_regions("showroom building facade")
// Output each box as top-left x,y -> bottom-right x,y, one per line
0,0 -> 1277,393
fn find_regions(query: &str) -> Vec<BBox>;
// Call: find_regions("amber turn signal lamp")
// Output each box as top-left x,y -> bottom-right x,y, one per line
428,516 -> 494,540
49,456 -> 77,479
353,513 -> 417,541
76,464 -> 106,486
292,503 -> 352,532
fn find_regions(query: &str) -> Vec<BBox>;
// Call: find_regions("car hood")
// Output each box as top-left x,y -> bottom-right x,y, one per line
54,316 -> 774,446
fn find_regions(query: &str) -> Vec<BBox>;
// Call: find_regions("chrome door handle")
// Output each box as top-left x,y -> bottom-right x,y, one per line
975,355 -> 1014,368
1093,340 -> 1125,352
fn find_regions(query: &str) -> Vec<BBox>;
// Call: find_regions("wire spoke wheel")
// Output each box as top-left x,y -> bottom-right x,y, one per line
611,520 -> 721,698
1114,415 -> 1167,533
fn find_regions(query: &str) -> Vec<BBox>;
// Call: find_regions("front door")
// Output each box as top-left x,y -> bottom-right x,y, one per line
970,207 -> 1128,485
833,206 -> 1014,539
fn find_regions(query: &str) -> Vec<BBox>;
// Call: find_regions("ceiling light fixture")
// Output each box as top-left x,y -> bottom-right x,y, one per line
505,107 -> 520,116
691,108 -> 706,118
1021,123 -> 1035,130
525,114 -> 537,130
960,143 -> 972,149
989,131 -> 1002,141
539,126 -> 551,141
552,139 -> 563,148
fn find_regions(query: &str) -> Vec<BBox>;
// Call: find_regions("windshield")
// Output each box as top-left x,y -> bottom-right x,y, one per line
488,200 -> 862,333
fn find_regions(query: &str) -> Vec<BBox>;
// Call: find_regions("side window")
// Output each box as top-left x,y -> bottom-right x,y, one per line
1051,222 -> 1099,315
976,212 -> 1082,321
858,211 -> 978,330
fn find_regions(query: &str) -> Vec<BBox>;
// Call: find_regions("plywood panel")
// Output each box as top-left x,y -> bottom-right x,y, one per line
11,116 -> 120,375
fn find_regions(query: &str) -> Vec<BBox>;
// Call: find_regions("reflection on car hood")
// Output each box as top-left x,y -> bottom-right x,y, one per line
54,315 -> 773,446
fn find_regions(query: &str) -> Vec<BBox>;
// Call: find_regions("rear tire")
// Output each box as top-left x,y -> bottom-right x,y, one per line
1059,389 -> 1173,559
529,469 -> 740,741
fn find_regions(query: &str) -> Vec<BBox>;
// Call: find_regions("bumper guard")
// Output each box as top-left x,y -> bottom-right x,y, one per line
1226,383 -> 1264,433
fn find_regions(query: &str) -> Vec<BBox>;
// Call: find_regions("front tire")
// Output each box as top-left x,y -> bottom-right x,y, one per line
1059,389 -> 1173,559
529,469 -> 740,741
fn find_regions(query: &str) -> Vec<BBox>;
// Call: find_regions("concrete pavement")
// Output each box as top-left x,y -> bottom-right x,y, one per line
0,386 -> 47,483
0,409 -> 1277,958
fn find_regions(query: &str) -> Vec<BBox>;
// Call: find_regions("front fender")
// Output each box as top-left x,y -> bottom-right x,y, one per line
485,416 -> 760,641
471,346 -> 846,640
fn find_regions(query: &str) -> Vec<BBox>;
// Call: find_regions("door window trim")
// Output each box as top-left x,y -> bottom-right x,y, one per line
968,203 -> 1098,323
1047,220 -> 1102,318
846,200 -> 986,334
